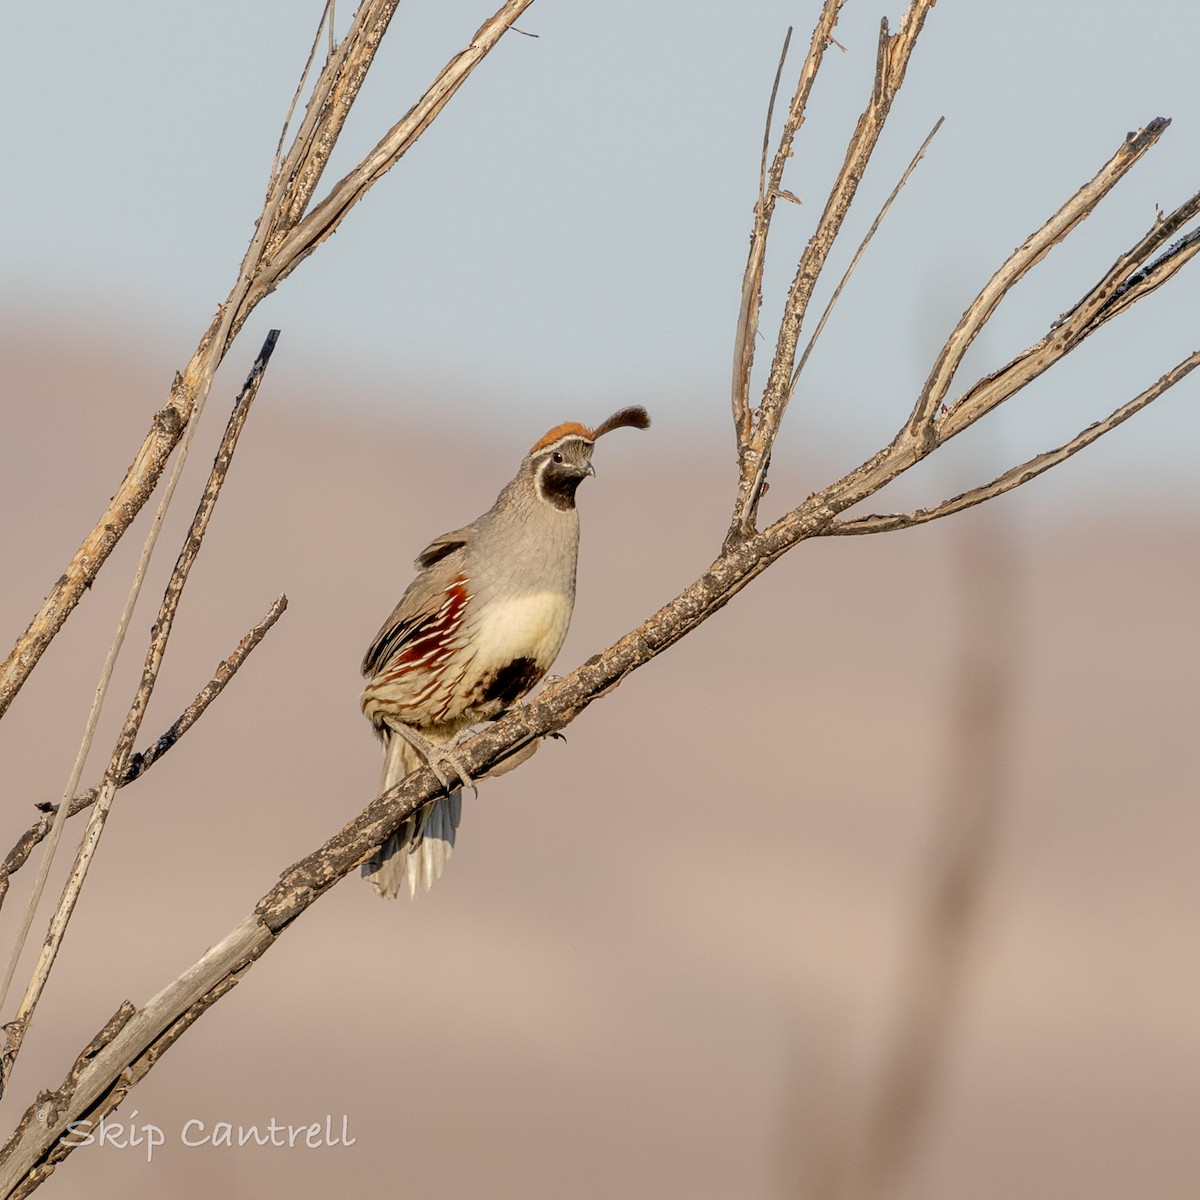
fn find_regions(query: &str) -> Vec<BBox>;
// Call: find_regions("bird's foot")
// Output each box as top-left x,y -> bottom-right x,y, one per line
392,724 -> 476,796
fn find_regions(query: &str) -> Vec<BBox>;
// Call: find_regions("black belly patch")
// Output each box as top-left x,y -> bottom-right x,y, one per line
481,656 -> 543,706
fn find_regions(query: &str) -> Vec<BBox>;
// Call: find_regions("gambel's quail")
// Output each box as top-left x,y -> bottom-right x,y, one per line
360,406 -> 650,899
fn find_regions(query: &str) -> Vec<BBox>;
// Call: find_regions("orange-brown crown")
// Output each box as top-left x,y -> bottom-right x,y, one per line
528,406 -> 650,454
529,422 -> 593,453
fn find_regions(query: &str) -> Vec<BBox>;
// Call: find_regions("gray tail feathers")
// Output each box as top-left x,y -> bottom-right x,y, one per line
362,727 -> 462,900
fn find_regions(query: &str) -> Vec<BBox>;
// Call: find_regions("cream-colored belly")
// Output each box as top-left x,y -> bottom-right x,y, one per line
471,590 -> 572,674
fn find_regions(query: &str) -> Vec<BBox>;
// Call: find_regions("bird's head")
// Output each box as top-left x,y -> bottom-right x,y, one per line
527,406 -> 650,510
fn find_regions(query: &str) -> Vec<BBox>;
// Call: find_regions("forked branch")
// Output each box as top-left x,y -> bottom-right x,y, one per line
908,117 -> 1174,441
728,0 -> 936,548
833,351 -> 1200,534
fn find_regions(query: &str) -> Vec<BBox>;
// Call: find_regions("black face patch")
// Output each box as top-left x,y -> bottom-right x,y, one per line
539,462 -> 588,510
480,656 -> 544,707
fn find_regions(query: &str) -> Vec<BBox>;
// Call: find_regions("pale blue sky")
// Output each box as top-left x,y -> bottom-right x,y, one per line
5,1 -> 1199,502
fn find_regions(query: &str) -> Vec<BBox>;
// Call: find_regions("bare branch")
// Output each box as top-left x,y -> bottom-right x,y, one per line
0,596 -> 288,914
0,334 -> 279,1098
758,28 -> 794,214
0,320 -> 250,1021
2,7 -> 1197,1190
0,381 -> 192,723
265,0 -> 404,244
0,918 -> 275,1197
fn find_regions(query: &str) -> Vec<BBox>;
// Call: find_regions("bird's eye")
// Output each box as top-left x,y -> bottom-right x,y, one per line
552,451 -> 564,463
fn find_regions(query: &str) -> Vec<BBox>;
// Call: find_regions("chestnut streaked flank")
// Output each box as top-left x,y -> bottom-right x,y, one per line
360,407 -> 650,898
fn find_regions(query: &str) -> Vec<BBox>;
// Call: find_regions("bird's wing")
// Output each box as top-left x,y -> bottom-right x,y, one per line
360,526 -> 476,679
414,524 -> 476,569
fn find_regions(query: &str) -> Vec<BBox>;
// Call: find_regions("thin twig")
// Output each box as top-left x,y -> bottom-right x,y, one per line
0,381 -> 191,722
266,0 -> 397,243
269,0 -> 335,190
791,115 -> 943,387
936,189 -> 1200,445
758,27 -> 794,211
0,596 -> 288,913
0,333 -> 279,1098
731,1 -> 848,450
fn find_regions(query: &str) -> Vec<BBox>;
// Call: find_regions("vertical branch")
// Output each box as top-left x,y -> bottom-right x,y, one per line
268,0 -> 337,189
728,0 -> 936,550
853,518 -> 1016,1197
732,0 -> 848,449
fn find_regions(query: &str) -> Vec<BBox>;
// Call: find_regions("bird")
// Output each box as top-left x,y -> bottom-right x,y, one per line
360,406 -> 650,899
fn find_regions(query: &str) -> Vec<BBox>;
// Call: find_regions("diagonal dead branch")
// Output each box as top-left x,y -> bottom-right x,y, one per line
0,596 -> 288,914
0,334 -> 279,1098
830,350 -> 1200,535
778,124 -> 1199,536
0,327 -> 241,1022
0,375 -> 196,723
729,0 -> 936,549
1099,225 -> 1200,322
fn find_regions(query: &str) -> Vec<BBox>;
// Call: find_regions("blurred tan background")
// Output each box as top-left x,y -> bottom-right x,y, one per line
0,315 -> 1195,1200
